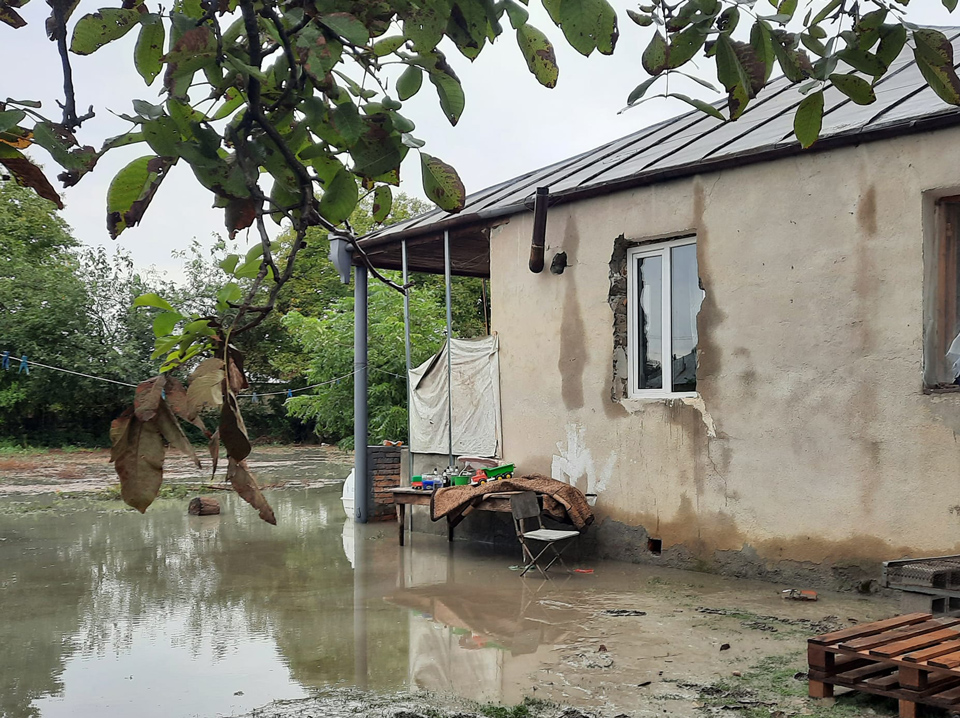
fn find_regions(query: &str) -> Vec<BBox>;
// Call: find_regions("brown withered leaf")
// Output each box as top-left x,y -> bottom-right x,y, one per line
217,344 -> 249,392
208,429 -> 220,479
109,407 -> 134,462
0,0 -> 26,28
227,457 -> 276,525
134,375 -> 166,422
224,197 -> 257,239
165,376 -> 207,433
186,357 -> 224,418
220,390 -> 251,462
0,148 -> 64,208
155,399 -> 201,469
112,415 -> 165,513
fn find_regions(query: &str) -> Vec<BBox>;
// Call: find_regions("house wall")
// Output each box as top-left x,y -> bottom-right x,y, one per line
489,127 -> 960,589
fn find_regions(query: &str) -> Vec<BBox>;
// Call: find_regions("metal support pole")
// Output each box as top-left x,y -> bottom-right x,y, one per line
402,241 -> 413,480
354,265 -> 369,523
444,230 -> 454,468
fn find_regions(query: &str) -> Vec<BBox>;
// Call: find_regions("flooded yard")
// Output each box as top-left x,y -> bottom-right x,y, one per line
0,448 -> 902,718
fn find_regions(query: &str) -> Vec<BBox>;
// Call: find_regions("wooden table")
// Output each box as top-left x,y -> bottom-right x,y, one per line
808,612 -> 960,717
389,487 -> 527,546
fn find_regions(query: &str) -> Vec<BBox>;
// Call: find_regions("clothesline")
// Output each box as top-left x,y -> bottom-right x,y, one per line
0,351 -> 403,399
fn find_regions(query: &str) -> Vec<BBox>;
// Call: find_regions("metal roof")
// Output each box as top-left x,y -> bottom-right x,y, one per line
360,28 -> 960,255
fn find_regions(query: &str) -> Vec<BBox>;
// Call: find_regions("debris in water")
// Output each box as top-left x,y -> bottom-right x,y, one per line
719,643 -> 731,651
601,609 -> 646,617
598,644 -> 607,652
781,588 -> 818,601
574,568 -> 594,574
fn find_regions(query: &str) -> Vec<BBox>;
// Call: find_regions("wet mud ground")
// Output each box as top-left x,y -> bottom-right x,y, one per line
0,448 -> 903,718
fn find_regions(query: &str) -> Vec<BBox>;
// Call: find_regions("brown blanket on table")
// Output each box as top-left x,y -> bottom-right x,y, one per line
430,474 -> 594,531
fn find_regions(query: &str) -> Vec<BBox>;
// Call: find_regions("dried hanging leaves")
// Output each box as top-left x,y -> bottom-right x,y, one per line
109,347 -> 276,524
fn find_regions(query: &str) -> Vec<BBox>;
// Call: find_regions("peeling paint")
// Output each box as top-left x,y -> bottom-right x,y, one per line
680,395 -> 717,438
551,423 -> 615,498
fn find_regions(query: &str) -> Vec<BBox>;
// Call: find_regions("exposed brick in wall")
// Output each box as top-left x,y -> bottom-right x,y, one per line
367,445 -> 401,521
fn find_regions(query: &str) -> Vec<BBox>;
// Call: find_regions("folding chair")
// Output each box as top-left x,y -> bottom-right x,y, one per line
510,491 -> 580,578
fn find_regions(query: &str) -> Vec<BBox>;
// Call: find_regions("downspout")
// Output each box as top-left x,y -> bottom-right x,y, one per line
402,240 -> 413,481
528,186 -> 550,273
353,265 -> 369,523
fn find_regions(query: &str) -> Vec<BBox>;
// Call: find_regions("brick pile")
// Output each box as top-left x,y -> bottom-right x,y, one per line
367,445 -> 401,521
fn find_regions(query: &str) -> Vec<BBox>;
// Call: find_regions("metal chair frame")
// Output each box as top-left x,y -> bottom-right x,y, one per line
510,491 -> 580,578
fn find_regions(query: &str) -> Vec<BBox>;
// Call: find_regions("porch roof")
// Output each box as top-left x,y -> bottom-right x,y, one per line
356,28 -> 960,276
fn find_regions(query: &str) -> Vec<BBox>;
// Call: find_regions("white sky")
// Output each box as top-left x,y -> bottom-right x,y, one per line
2,1 -> 956,278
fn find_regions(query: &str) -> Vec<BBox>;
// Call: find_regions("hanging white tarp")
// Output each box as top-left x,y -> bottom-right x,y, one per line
409,335 -> 502,458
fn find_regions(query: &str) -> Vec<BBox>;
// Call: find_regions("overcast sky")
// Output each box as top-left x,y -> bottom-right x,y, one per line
3,1 -> 957,278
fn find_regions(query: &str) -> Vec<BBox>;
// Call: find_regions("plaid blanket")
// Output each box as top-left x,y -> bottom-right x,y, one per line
430,474 -> 594,531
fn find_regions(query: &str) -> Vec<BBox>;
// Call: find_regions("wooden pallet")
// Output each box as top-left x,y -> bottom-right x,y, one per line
808,612 -> 960,717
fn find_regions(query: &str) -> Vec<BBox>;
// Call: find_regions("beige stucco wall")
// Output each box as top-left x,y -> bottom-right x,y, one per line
489,127 -> 960,581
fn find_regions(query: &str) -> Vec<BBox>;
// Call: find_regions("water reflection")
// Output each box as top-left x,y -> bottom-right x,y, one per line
2,475 -> 582,718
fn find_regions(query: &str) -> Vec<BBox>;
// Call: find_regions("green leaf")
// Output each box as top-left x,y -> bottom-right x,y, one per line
319,168 -> 359,225
876,24 -> 907,69
627,75 -> 660,105
403,2 -> 449,51
794,89 -> 824,148
420,153 -> 466,212
0,109 -> 25,134
212,88 -> 244,121
134,293 -> 176,312
373,35 -> 405,56
642,31 -> 668,75
915,52 -> 960,106
829,73 -> 876,105
70,8 -> 140,55
945,0 -> 959,11
667,25 -> 707,69
142,116 -> 181,158
162,26 -> 218,92
503,0 -> 529,29
217,281 -> 243,304
107,155 -> 174,239
331,102 -> 363,146
626,9 -> 653,26
397,65 -> 424,101
373,185 -> 392,223
750,21 -> 776,82
294,25 -> 343,82
153,311 -> 182,337
557,0 -> 606,56
811,0 -> 841,26
837,47 -> 887,77
429,70 -> 466,126
667,93 -> 725,120
219,254 -> 240,274
319,13 -> 369,45
516,24 -> 559,88
135,14 -> 165,85
596,0 -> 618,56
233,257 -> 262,279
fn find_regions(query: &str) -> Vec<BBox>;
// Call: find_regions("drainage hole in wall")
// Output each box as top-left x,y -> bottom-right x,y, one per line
647,538 -> 662,556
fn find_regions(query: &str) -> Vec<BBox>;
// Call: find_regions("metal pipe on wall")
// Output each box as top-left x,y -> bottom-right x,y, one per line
444,230 -> 454,468
354,265 -> 369,523
402,240 -> 413,481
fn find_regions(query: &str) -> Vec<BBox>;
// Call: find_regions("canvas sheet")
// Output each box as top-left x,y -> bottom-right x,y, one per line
409,335 -> 502,458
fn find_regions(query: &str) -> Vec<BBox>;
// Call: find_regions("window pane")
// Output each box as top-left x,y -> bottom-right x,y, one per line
671,243 -> 704,392
637,254 -> 662,390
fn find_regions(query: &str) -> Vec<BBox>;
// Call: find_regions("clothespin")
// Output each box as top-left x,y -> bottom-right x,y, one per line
1,351 -> 9,370
286,389 -> 293,398
18,355 -> 28,375
251,391 -> 258,404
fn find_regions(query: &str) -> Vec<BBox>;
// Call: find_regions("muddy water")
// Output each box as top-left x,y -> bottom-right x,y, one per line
0,451 -> 900,718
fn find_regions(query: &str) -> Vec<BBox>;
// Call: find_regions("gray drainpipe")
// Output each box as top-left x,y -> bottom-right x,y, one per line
354,264 -> 369,523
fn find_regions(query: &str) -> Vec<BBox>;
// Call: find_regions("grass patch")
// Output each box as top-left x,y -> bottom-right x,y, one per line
477,697 -> 554,718
697,652 -> 898,717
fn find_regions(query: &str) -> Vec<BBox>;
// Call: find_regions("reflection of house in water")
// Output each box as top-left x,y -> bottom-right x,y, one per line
387,549 -> 581,704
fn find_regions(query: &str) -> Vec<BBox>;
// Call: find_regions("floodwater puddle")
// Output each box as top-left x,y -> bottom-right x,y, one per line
0,450 -> 901,717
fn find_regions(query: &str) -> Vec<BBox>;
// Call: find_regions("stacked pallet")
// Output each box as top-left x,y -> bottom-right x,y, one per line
808,612 -> 960,717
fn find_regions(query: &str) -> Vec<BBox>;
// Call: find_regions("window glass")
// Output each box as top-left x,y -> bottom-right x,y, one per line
671,243 -> 704,392
637,254 -> 663,390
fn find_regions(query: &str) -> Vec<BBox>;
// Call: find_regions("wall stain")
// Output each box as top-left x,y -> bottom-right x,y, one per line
558,217 -> 586,410
855,184 -> 878,354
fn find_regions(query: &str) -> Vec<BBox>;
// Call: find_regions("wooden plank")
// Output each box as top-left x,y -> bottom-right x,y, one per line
902,639 -> 960,663
840,618 -> 960,652
871,627 -> 960,658
898,698 -> 918,718
927,681 -> 960,703
928,650 -> 960,669
898,665 -> 927,691
864,673 -> 902,690
833,663 -> 896,683
810,613 -> 931,647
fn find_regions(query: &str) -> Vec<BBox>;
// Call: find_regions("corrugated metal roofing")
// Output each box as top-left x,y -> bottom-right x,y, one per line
361,29 -> 960,247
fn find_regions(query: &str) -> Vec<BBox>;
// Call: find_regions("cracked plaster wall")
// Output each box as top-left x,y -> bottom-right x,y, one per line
488,128 -> 960,587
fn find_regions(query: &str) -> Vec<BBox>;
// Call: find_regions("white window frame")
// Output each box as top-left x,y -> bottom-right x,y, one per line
626,235 -> 699,399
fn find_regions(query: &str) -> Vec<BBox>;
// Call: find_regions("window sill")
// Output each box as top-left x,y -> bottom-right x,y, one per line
626,391 -> 699,401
